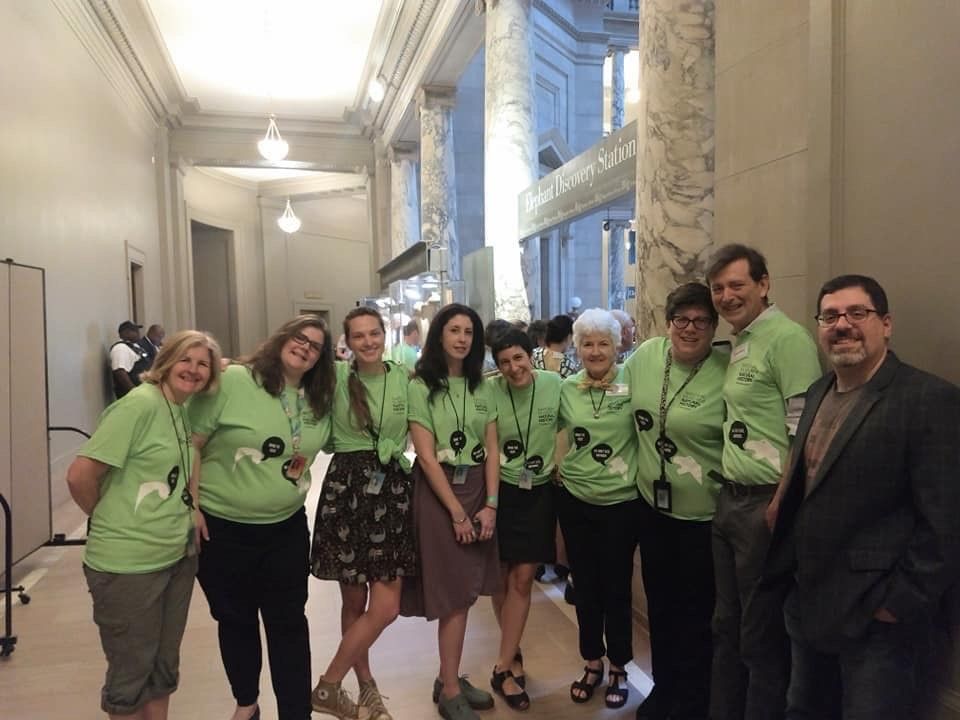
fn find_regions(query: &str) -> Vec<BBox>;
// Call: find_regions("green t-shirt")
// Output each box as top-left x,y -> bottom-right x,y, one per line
492,370 -> 562,486
330,360 -> 411,469
188,364 -> 332,523
391,343 -> 418,372
81,384 -> 194,573
558,366 -> 639,505
722,305 -> 822,485
407,375 -> 497,466
625,337 -> 728,520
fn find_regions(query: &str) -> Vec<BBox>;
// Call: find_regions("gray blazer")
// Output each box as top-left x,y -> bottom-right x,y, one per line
764,351 -> 960,652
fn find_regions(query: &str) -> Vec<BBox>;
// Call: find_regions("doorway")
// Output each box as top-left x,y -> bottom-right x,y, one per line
190,220 -> 238,358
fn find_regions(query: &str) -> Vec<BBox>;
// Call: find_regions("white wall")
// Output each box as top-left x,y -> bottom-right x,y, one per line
262,194 -> 374,336
182,169 -> 267,354
0,1 -> 163,504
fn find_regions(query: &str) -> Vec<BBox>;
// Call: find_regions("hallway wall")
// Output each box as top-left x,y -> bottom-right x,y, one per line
0,0 -> 163,503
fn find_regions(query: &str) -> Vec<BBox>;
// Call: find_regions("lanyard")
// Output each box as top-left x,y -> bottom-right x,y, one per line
279,386 -> 306,455
358,363 -> 389,451
445,378 -> 469,457
589,387 -> 607,419
162,389 -> 194,509
657,350 -> 705,482
507,378 -> 536,462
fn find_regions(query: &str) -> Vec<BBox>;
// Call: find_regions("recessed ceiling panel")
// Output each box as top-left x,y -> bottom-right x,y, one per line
146,0 -> 381,119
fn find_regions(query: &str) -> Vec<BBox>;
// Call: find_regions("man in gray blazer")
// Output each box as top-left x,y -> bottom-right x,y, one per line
764,274 -> 960,719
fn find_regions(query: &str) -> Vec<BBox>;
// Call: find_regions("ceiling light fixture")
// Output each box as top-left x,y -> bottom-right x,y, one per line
368,77 -> 386,103
277,198 -> 301,233
258,115 -> 289,161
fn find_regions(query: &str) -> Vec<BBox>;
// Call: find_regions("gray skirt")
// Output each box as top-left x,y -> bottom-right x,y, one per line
400,462 -> 501,621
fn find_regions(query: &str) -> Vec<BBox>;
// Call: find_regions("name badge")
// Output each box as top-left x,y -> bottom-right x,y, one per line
518,468 -> 533,490
731,342 -> 750,363
365,469 -> 386,495
608,383 -> 630,396
654,479 -> 672,512
452,465 -> 470,485
283,453 -> 307,481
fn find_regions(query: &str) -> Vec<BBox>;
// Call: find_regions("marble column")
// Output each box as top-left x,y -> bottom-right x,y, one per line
417,86 -> 460,281
389,143 -> 421,257
608,221 -> 626,309
481,0 -> 537,322
610,47 -> 626,131
635,0 -> 715,337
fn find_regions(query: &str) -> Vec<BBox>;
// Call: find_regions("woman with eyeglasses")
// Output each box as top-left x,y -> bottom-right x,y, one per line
624,283 -> 727,720
557,308 -> 639,710
189,316 -> 335,720
309,307 -> 414,720
67,330 -> 222,720
400,303 -> 501,720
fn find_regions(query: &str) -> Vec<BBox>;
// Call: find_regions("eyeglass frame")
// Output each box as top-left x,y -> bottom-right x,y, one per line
291,331 -> 324,354
814,306 -> 880,327
669,316 -> 714,331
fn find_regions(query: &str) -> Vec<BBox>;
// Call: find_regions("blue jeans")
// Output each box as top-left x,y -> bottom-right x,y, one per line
784,591 -> 930,720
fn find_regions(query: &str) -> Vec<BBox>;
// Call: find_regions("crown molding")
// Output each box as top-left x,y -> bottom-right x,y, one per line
177,111 -> 365,138
258,172 -> 369,199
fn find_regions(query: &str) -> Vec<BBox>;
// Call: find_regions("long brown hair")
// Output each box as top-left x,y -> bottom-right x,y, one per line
241,315 -> 335,418
343,306 -> 386,431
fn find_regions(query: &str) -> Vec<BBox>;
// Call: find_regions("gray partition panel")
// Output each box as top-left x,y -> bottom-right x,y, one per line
0,267 -> 10,570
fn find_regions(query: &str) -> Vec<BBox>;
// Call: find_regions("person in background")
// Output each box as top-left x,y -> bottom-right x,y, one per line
189,315 -> 336,720
532,315 -> 576,379
706,244 -> 822,720
611,309 -> 637,363
141,324 -> 166,367
483,319 -> 514,373
626,283 -> 727,720
67,330 -> 222,720
557,308 -> 639,710
400,303 -> 500,720
488,328 -> 563,712
391,319 -> 420,373
526,320 -> 548,350
110,320 -> 151,399
310,307 -> 414,720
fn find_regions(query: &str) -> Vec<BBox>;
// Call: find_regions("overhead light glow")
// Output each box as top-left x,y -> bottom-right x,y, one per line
257,115 -> 289,161
277,197 -> 301,233
368,77 -> 385,103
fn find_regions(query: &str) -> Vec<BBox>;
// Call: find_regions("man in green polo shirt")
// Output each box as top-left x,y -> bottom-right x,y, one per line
706,245 -> 822,720
391,320 -> 420,372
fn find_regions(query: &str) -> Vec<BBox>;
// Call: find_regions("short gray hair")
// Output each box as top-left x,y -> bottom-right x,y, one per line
573,308 -> 621,349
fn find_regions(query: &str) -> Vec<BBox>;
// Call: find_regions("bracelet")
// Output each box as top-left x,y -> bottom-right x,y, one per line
485,494 -> 499,509
452,515 -> 469,525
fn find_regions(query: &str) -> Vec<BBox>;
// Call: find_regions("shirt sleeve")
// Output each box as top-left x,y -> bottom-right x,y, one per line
109,344 -> 137,372
79,393 -> 150,467
188,365 -> 235,435
406,379 -> 434,432
772,330 -> 822,401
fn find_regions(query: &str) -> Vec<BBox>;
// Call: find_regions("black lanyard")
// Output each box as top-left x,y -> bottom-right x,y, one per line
162,388 -> 194,509
657,350 -> 705,482
507,378 -> 536,462
445,378 -> 469,457
589,387 -> 607,419
357,363 -> 389,452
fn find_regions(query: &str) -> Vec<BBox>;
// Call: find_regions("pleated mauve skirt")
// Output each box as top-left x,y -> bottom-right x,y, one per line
400,461 -> 502,621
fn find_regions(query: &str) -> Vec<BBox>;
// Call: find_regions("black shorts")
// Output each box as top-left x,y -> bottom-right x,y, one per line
496,480 -> 557,564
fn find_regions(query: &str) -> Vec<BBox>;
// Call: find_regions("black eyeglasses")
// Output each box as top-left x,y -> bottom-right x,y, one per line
292,332 -> 324,354
670,316 -> 713,331
815,306 -> 878,327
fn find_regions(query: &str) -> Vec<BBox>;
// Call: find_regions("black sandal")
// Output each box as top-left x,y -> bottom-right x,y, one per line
605,668 -> 629,709
491,667 -> 530,711
570,664 -> 604,703
512,650 -> 526,689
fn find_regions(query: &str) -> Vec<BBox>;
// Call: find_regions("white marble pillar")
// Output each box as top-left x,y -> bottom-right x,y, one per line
610,47 -> 626,131
481,0 -> 537,322
417,86 -> 460,281
635,0 -> 715,337
389,143 -> 421,257
609,222 -> 626,309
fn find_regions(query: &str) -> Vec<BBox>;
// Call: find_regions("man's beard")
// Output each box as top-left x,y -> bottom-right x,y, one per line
828,336 -> 867,367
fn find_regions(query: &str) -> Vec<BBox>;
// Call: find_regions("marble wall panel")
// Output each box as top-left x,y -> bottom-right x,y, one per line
716,0 -> 808,73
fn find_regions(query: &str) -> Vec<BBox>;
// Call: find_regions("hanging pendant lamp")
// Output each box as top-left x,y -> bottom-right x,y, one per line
277,198 -> 301,234
257,115 -> 289,161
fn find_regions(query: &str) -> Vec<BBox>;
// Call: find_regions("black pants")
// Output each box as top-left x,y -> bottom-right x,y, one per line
636,498 -> 714,719
556,486 -> 638,667
197,508 -> 312,720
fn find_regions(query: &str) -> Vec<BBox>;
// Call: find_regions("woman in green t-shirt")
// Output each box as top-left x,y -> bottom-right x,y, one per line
309,307 -> 413,720
399,303 -> 500,720
557,308 -> 640,710
488,327 -> 563,712
66,330 -> 222,720
189,316 -> 335,720
624,283 -> 726,720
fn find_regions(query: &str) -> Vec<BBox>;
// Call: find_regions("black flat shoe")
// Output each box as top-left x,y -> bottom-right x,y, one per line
605,669 -> 629,709
491,666 -> 530,711
570,664 -> 603,703
512,649 -> 526,689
